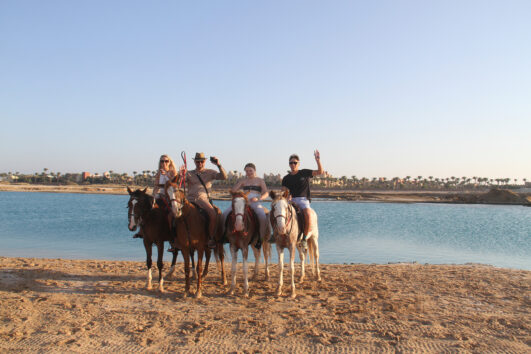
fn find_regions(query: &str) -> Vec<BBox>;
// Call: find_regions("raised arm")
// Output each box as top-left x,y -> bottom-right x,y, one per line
312,149 -> 323,176
210,156 -> 227,180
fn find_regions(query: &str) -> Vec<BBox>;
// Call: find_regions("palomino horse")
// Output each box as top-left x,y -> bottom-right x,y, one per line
127,187 -> 178,292
225,191 -> 271,297
165,180 -> 226,298
269,190 -> 321,298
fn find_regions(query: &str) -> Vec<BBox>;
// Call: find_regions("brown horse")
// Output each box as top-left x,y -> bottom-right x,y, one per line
225,191 -> 271,297
165,179 -> 226,298
127,187 -> 178,292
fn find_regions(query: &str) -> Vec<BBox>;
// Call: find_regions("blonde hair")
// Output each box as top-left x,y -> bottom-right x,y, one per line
158,154 -> 177,175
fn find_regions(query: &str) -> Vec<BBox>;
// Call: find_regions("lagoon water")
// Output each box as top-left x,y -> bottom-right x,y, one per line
0,192 -> 529,270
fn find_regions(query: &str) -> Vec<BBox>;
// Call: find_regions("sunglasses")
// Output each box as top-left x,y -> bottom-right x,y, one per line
160,160 -> 169,163
289,161 -> 298,165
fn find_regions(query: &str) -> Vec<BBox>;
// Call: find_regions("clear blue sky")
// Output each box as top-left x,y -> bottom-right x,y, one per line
1,1 -> 530,180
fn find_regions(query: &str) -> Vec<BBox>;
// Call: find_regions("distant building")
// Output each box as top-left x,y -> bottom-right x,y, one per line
81,172 -> 91,181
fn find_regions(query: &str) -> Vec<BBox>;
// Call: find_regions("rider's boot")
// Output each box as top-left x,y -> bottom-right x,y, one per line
133,229 -> 143,239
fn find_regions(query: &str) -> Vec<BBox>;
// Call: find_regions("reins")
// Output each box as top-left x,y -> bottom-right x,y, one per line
272,200 -> 294,237
230,198 -> 251,236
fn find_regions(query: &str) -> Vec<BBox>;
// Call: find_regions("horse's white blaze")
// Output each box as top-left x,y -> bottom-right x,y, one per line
128,199 -> 138,230
272,200 -> 288,234
233,197 -> 245,231
167,186 -> 183,217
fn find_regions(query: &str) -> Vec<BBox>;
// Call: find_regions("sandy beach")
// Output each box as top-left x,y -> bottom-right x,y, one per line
1,257 -> 529,352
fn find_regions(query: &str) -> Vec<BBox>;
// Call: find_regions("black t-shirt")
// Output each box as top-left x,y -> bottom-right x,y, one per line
282,169 -> 313,199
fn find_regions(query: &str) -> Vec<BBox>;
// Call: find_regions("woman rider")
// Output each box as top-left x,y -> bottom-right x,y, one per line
133,154 -> 177,238
186,152 -> 227,248
222,163 -> 270,246
281,150 -> 323,249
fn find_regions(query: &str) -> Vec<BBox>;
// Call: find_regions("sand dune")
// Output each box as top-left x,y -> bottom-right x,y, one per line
1,257 -> 529,352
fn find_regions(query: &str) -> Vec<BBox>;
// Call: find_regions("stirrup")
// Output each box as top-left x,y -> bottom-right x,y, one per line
133,233 -> 143,239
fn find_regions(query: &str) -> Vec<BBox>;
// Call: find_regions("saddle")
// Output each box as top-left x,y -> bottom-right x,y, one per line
190,202 -> 223,240
289,202 -> 306,241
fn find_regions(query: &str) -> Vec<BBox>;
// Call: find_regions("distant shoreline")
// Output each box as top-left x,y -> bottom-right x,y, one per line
1,182 -> 529,206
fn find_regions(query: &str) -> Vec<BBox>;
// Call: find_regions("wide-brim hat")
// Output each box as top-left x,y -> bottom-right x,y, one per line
193,152 -> 206,161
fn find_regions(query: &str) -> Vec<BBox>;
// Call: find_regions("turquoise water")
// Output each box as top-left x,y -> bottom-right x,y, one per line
0,192 -> 529,269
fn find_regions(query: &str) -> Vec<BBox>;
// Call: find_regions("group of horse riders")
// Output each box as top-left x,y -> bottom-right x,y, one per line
135,149 -> 323,250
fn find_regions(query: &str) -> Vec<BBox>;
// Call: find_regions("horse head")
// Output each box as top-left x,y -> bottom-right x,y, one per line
269,190 -> 291,235
231,190 -> 249,232
165,176 -> 185,218
127,187 -> 150,231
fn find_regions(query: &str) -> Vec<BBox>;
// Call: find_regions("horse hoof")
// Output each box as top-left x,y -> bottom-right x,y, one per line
290,292 -> 297,299
147,286 -> 153,291
275,289 -> 282,297
195,292 -> 202,299
244,292 -> 249,298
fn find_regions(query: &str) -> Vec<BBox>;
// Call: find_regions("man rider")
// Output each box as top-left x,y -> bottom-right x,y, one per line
281,150 -> 323,249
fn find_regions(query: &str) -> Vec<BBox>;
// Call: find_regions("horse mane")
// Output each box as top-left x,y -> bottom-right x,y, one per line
269,190 -> 289,201
231,190 -> 248,202
129,188 -> 154,210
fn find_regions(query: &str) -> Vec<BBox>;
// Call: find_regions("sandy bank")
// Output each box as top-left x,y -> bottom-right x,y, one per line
1,257 -> 529,352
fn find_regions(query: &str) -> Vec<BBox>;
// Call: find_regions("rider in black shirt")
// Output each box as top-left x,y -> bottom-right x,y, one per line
281,150 -> 323,249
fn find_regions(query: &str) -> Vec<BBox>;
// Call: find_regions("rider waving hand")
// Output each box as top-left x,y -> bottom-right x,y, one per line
281,150 -> 323,249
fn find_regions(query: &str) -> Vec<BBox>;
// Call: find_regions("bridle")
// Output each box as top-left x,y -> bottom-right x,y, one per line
271,200 -> 294,236
166,186 -> 184,215
230,197 -> 250,236
127,197 -> 142,228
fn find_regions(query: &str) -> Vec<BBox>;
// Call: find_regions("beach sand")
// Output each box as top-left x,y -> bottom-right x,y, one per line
1,257 -> 529,352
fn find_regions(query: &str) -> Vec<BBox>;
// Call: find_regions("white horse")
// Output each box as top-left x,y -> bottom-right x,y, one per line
226,191 -> 271,297
270,190 -> 320,298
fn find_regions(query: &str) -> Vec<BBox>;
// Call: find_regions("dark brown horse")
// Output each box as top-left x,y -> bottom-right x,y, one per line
127,187 -> 178,292
225,191 -> 270,297
165,179 -> 226,298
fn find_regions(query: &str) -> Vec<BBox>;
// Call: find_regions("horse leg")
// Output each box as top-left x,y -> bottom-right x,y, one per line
263,240 -> 270,281
290,244 -> 297,298
202,248 -> 211,278
183,249 -> 191,298
229,244 -> 237,296
195,249 -> 204,299
276,244 -> 284,297
165,249 -> 178,280
144,239 -> 153,290
191,249 -> 197,280
313,236 -> 321,282
217,243 -> 227,285
243,246 -> 249,298
251,244 -> 260,281
298,242 -> 306,284
156,242 -> 165,293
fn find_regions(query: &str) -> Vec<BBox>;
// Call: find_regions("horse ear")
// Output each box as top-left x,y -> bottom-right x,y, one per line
282,189 -> 289,199
269,191 -> 276,199
142,187 -> 148,194
127,186 -> 133,194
